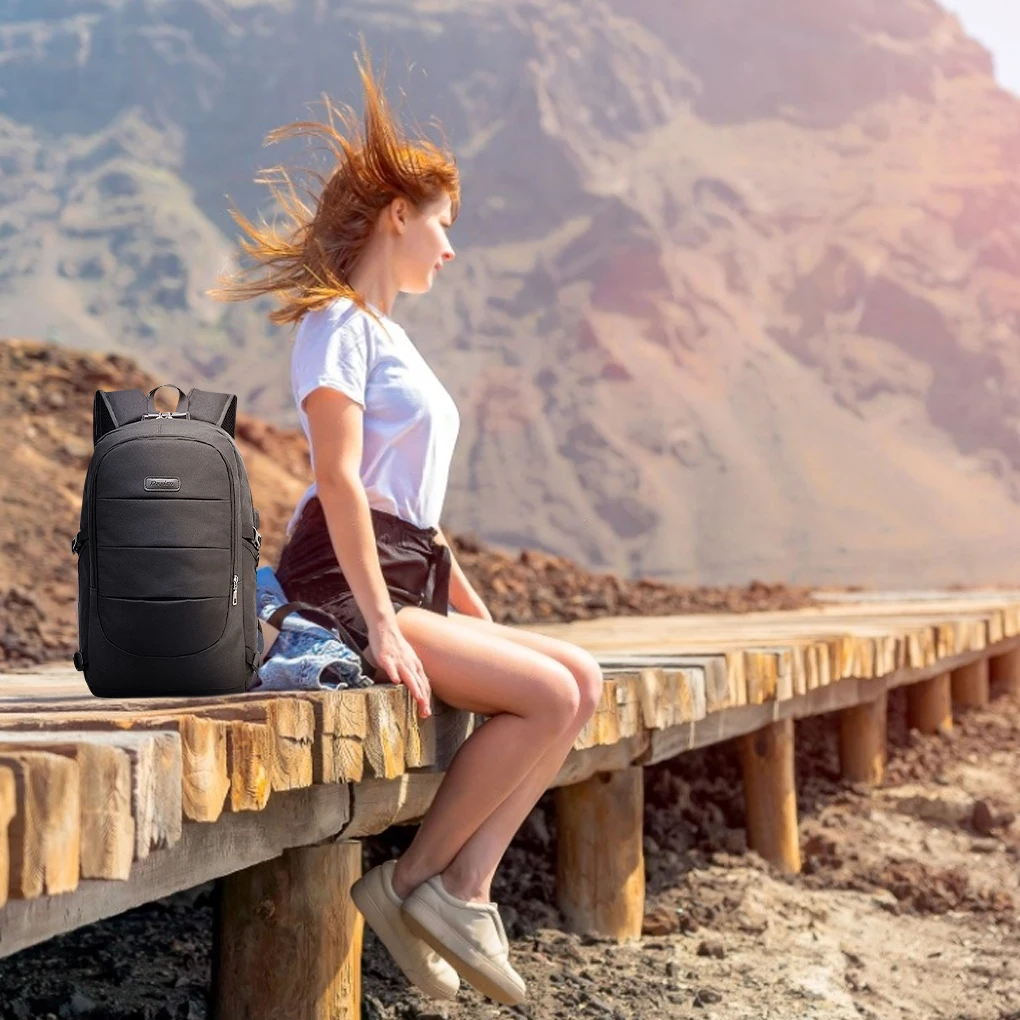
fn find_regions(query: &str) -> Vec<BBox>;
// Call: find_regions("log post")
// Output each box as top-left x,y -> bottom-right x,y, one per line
951,659 -> 989,709
989,647 -> 1020,699
555,766 -> 645,940
839,695 -> 887,785
213,841 -> 363,1020
906,672 -> 952,735
739,719 -> 800,874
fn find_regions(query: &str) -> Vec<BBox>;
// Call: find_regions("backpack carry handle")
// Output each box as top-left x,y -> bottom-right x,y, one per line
146,385 -> 190,416
93,385 -> 238,445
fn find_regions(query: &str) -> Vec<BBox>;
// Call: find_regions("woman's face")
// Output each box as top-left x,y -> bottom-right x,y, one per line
394,193 -> 456,294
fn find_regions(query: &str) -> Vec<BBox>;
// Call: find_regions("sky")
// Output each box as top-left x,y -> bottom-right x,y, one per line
943,0 -> 1020,95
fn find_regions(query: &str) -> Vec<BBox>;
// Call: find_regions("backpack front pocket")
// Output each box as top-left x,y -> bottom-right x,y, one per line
97,595 -> 230,657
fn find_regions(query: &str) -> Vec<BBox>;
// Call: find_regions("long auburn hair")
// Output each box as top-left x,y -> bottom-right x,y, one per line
208,46 -> 460,325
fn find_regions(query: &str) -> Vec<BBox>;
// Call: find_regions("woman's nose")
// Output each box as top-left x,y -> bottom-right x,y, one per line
443,247 -> 456,263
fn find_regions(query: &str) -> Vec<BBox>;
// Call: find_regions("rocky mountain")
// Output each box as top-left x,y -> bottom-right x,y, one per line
3,0 -> 1020,586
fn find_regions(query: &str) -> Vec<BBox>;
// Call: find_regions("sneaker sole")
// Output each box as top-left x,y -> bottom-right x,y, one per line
401,898 -> 526,1006
350,875 -> 459,1001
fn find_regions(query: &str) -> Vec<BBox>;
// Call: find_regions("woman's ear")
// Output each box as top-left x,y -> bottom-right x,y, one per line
388,197 -> 409,234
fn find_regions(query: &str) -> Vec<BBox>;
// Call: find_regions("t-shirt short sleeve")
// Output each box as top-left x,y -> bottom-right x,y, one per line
293,312 -> 370,412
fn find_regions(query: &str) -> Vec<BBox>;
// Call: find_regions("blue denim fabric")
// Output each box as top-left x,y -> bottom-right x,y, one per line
253,566 -> 373,691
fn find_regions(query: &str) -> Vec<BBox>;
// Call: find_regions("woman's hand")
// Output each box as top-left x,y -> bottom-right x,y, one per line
368,618 -> 433,718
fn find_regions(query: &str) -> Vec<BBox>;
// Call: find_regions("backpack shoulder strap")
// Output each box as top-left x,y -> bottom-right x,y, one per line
93,389 -> 148,446
187,387 -> 238,438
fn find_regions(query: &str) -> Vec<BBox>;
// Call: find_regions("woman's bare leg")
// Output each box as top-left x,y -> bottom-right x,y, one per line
387,607 -> 584,900
430,613 -> 603,901
391,609 -> 603,902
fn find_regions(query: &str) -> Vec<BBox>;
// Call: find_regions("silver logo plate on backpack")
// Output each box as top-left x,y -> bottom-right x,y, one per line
144,477 -> 181,491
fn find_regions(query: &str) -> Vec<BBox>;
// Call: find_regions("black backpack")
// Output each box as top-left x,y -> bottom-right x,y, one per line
72,384 -> 263,697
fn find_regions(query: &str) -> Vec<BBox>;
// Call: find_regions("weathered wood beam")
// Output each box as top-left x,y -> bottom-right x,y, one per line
739,719 -> 800,874
906,672 -> 952,735
989,646 -> 1020,699
0,782 -> 351,959
951,658 -> 989,708
839,695 -> 887,786
555,767 -> 645,941
214,842 -> 362,1020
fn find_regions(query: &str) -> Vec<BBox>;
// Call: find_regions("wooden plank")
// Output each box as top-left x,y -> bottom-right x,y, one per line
214,842 -> 362,1020
403,688 -> 436,770
554,734 -> 650,788
0,766 -> 14,909
0,750 -> 80,899
641,676 -> 887,766
341,773 -> 443,838
222,717 -> 274,813
576,678 -> 621,750
431,696 -> 475,773
360,687 -> 406,780
129,698 -> 315,795
0,713 -> 228,823
0,736 -> 133,881
0,781 -> 352,959
312,690 -> 367,784
3,697 -> 314,803
3,729 -> 186,862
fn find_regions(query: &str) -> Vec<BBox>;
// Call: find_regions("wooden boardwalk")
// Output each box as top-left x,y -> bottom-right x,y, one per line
1,591 -> 1018,1016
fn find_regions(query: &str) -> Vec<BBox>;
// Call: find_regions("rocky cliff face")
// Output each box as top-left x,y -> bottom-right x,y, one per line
3,0 -> 1020,586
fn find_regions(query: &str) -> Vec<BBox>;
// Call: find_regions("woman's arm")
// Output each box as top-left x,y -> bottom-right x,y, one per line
304,387 -> 433,716
434,526 -> 492,621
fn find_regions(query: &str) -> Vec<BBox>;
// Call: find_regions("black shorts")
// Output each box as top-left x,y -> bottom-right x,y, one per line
275,496 -> 451,677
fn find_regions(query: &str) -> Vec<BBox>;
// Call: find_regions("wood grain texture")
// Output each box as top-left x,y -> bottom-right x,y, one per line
907,673 -> 953,735
989,647 -> 1020,698
951,659 -> 990,708
214,842 -> 363,1020
0,750 -> 80,899
739,719 -> 800,875
0,736 -> 133,880
555,767 -> 645,941
0,766 -> 15,909
839,696 -> 887,786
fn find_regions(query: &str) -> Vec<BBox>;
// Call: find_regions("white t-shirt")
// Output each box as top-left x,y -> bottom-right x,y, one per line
286,298 -> 461,538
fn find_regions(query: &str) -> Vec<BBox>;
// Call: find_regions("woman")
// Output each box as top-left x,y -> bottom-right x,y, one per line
211,50 -> 603,1007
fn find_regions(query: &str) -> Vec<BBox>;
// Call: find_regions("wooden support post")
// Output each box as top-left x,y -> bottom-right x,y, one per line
213,841 -> 363,1020
555,766 -> 645,941
907,672 -> 952,735
839,695 -> 887,786
739,718 -> 800,874
989,647 -> 1020,699
951,658 -> 989,709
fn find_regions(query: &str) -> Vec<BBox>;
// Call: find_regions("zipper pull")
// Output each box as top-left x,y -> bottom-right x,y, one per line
232,574 -> 238,605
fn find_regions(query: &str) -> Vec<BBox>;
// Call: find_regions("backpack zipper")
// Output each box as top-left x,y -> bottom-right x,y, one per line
232,574 -> 238,605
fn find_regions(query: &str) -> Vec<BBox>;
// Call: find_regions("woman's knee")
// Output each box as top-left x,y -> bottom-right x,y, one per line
569,649 -> 604,721
531,661 -> 582,732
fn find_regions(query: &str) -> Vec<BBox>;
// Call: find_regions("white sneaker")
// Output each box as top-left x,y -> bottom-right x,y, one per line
401,875 -> 526,1005
350,861 -> 460,1001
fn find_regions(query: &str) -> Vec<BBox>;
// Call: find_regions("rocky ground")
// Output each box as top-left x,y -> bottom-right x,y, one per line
1,690 -> 1017,1020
